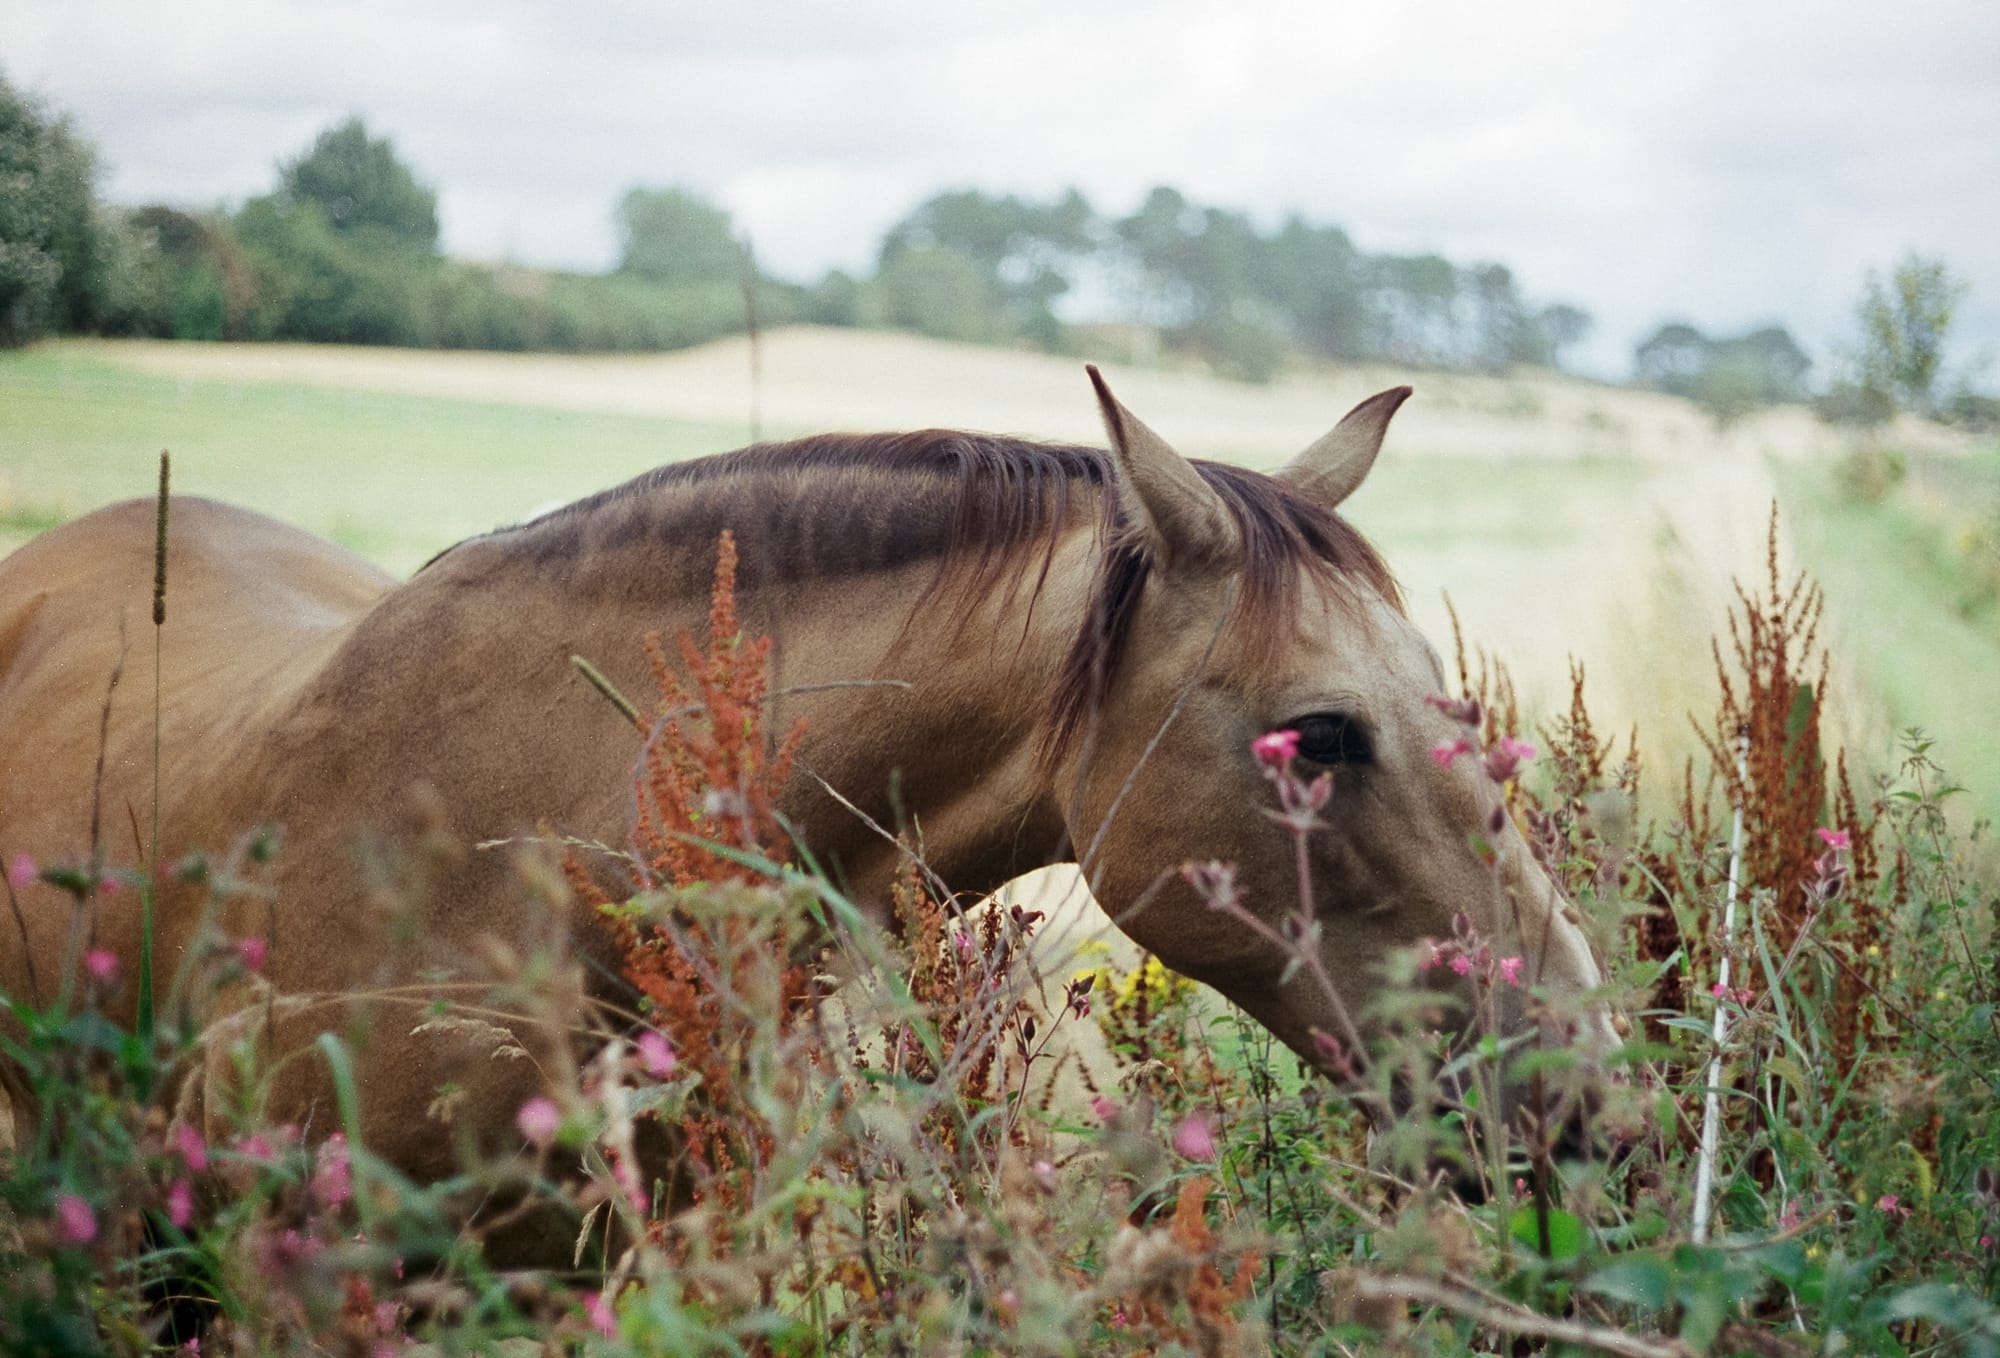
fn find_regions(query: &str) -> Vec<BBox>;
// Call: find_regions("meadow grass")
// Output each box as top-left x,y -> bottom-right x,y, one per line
1776,456 -> 2000,843
0,345 -> 755,574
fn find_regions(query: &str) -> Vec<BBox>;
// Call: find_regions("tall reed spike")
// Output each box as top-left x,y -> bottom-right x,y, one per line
152,451 -> 170,626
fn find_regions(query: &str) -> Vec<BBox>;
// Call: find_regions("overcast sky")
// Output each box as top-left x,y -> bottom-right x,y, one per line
8,0 -> 1998,381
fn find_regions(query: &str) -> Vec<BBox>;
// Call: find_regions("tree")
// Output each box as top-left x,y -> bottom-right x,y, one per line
875,246 -> 997,344
278,117 -> 439,253
1367,253 -> 1459,364
1263,217 -> 1367,361
1634,321 -> 1709,397
880,188 -> 1095,347
0,71 -> 103,344
1726,326 -> 1811,404
616,187 -> 747,290
1637,321 -> 1812,425
1534,303 -> 1593,370
1854,253 -> 1964,416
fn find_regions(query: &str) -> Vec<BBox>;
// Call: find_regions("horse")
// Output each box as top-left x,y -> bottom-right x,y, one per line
0,367 -> 1615,1253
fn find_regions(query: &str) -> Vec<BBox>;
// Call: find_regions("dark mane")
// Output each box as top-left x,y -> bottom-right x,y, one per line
478,430 -> 1401,763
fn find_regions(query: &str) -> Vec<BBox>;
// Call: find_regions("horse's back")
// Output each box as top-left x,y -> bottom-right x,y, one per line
0,498 -> 394,991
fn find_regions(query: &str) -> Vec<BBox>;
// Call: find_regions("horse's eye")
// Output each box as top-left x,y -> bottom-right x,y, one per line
1291,712 -> 1372,766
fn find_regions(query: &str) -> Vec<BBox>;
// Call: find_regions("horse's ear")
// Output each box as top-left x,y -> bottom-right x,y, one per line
1086,365 -> 1241,570
1276,386 -> 1413,511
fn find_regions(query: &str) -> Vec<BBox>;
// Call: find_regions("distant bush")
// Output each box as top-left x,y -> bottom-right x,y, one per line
1837,444 -> 1908,502
1946,389 -> 2000,432
1816,376 -> 1899,429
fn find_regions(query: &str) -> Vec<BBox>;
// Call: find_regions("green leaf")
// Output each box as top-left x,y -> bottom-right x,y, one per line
1745,1238 -> 1808,1287
1508,1204 -> 1586,1262
1582,1256 -> 1671,1310
1677,1276 -> 1729,1351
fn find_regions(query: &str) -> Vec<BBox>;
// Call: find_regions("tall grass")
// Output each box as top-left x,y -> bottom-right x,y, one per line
1,526 -> 1995,1355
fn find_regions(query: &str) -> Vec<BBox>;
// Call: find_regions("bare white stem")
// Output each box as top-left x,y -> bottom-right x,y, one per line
1691,732 -> 1749,1244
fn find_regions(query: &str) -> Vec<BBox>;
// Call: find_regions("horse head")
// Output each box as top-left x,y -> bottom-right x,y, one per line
1052,368 -> 1619,1150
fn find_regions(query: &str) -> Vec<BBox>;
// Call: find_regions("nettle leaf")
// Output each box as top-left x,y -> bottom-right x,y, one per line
1508,1204 -> 1585,1262
1677,1280 -> 1729,1352
1745,1238 -> 1809,1287
1582,1255 -> 1671,1310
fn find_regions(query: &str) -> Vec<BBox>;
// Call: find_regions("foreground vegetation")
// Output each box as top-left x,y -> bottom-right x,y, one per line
2,517 -> 1994,1355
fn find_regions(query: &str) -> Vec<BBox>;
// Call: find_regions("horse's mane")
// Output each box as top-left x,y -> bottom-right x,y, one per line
468,430 -> 1401,764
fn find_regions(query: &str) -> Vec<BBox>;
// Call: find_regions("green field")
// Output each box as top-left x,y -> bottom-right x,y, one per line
0,346 -> 754,574
1778,455 -> 2000,837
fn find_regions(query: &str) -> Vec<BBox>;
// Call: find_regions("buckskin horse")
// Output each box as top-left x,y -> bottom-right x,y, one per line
0,368 -> 1614,1248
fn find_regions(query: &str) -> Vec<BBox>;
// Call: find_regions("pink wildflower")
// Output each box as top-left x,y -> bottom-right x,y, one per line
1252,729 -> 1300,768
587,1289 -> 618,1339
237,936 -> 267,973
1416,939 -> 1447,970
55,1194 -> 97,1246
1310,1028 -> 1357,1080
7,853 -> 34,889
1982,1234 -> 1995,1249
1450,954 -> 1473,976
1483,736 -> 1537,782
1109,1307 -> 1130,1330
517,1097 -> 561,1148
84,949 -> 119,983
1090,1094 -> 1119,1124
252,1226 -> 323,1278
312,1133 -> 352,1208
1425,694 -> 1482,725
1711,981 -> 1730,999
166,1179 -> 194,1229
173,1122 -> 209,1172
1171,1113 -> 1219,1161
1429,738 -> 1471,769
1815,827 -> 1850,850
1875,1193 -> 1912,1218
1497,955 -> 1525,987
235,1132 -> 276,1164
636,1029 -> 677,1078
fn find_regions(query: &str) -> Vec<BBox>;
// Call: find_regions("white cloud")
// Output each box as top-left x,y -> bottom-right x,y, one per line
7,0 -> 1995,380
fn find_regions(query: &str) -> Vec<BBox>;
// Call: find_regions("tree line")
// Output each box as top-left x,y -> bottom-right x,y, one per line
1,76 -> 1984,423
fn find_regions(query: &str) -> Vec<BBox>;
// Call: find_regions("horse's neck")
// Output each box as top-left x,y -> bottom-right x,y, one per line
365,529 -> 1079,908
